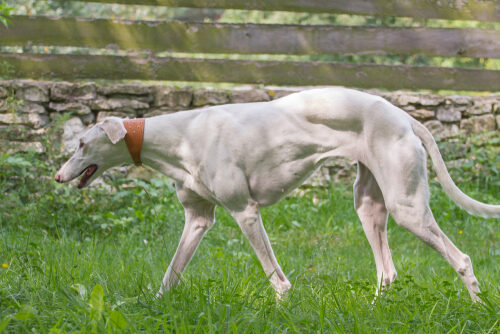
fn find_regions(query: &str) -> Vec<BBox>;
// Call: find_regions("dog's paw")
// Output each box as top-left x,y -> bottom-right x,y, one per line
274,281 -> 292,303
155,287 -> 165,300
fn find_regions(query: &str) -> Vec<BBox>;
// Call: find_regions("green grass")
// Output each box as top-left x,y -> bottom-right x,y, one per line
0,151 -> 499,333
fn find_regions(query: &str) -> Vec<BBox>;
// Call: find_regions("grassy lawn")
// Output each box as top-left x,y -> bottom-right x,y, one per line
0,151 -> 498,333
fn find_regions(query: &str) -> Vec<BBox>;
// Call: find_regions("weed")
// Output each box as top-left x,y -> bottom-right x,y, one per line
0,61 -> 14,79
0,1 -> 12,27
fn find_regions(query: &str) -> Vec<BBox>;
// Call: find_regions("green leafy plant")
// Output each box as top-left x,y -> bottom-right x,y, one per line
0,1 -> 12,27
0,61 -> 15,79
440,132 -> 500,192
2,89 -> 23,114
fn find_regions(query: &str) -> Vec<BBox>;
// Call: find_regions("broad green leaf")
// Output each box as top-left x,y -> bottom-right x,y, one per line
107,310 -> 128,333
89,284 -> 104,322
14,306 -> 35,321
0,316 -> 12,332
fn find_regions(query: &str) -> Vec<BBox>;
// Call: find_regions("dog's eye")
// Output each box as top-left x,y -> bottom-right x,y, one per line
79,141 -> 85,149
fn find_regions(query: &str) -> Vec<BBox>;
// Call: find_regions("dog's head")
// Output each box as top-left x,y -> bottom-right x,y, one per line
54,117 -> 129,188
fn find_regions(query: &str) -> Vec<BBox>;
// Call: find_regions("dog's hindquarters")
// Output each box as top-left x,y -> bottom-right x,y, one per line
359,126 -> 481,300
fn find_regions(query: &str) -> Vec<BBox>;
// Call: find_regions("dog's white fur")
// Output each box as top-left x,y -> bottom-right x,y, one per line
55,87 -> 500,301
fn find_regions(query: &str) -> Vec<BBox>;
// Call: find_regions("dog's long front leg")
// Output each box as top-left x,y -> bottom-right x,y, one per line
231,202 -> 292,298
158,203 -> 215,296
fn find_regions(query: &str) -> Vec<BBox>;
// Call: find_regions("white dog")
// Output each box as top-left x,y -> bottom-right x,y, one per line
55,87 -> 499,301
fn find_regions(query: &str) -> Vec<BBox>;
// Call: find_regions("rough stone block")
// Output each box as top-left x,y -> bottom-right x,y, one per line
446,95 -> 472,106
105,94 -> 153,104
16,102 -> 47,115
394,92 -> 443,107
80,113 -> 95,125
0,86 -> 7,99
98,83 -> 152,96
90,98 -> 148,113
394,92 -> 421,106
370,90 -> 396,104
96,111 -> 130,123
14,81 -> 50,103
436,106 -> 461,122
48,102 -> 91,115
62,117 -> 88,153
460,114 -> 497,134
2,101 -> 46,115
2,141 -> 45,154
230,89 -> 270,103
144,108 -> 175,118
417,94 -> 444,107
51,82 -> 97,101
424,120 -> 460,139
0,125 -> 48,141
193,89 -> 228,106
407,108 -> 435,120
0,99 -> 8,113
467,97 -> 496,115
155,86 -> 193,108
0,113 -> 49,129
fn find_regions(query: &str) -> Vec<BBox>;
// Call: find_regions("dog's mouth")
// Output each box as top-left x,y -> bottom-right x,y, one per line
77,164 -> 98,189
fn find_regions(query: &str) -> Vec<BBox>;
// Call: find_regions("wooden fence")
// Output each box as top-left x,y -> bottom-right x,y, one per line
1,0 -> 500,90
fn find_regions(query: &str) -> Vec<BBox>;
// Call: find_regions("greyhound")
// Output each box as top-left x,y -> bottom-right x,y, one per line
55,87 -> 499,302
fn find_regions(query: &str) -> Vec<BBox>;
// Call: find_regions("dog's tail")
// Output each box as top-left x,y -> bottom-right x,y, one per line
411,119 -> 500,218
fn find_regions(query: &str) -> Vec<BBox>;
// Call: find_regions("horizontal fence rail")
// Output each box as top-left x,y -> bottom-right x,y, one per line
66,0 -> 500,22
3,53 -> 500,91
2,1 -> 500,90
4,16 -> 500,58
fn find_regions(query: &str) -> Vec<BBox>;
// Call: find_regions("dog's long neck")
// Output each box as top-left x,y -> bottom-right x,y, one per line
139,114 -> 192,182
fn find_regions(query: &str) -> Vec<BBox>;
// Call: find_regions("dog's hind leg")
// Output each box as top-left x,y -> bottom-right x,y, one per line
390,202 -> 480,301
231,202 -> 292,298
158,196 -> 215,296
390,203 -> 480,301
354,162 -> 397,294
377,139 -> 481,301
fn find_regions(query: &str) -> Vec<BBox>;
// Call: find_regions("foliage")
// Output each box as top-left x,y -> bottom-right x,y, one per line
0,123 -> 499,331
0,87 -> 23,112
463,132 -> 500,188
0,60 -> 15,79
439,131 -> 500,192
0,0 -> 12,27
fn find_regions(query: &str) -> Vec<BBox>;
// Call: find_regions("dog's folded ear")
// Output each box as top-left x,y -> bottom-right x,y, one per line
98,117 -> 127,144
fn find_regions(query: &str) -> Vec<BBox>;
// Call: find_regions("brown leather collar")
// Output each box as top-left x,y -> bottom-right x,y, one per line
123,118 -> 145,166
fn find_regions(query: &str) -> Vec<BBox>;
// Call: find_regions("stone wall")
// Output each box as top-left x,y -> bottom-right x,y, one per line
1,80 -> 499,186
